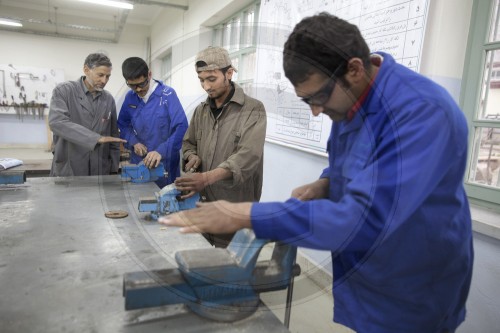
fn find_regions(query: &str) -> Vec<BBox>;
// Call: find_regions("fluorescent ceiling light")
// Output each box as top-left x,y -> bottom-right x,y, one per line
77,0 -> 134,10
0,18 -> 22,27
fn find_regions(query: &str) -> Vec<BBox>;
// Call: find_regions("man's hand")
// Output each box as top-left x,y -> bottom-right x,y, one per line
175,168 -> 232,199
291,178 -> 329,201
174,173 -> 209,199
158,201 -> 252,234
133,143 -> 148,157
98,136 -> 127,144
184,154 -> 201,173
143,151 -> 162,168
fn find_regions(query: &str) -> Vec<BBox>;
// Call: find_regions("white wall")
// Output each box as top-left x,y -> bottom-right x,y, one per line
0,25 -> 149,147
420,0 -> 474,102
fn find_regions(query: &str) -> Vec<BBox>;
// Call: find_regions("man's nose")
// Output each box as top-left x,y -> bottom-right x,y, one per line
202,82 -> 212,91
310,104 -> 324,117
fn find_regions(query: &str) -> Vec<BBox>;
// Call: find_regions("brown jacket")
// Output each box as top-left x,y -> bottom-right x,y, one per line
183,83 -> 266,202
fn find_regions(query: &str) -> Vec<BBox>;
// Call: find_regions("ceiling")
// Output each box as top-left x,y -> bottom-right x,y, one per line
0,0 -> 190,43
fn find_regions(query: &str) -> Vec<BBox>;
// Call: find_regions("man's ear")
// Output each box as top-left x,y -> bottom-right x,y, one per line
347,58 -> 364,77
226,67 -> 234,80
345,57 -> 366,85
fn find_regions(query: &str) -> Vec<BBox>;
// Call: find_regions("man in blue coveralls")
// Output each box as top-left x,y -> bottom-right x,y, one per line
160,13 -> 473,333
118,57 -> 188,188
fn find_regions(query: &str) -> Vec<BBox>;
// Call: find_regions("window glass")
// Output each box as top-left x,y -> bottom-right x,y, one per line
462,0 -> 500,204
479,50 -> 500,120
231,57 -> 239,81
162,53 -> 172,86
243,10 -> 255,47
211,2 -> 259,86
223,22 -> 231,49
213,28 -> 222,46
469,127 -> 500,188
489,0 -> 500,42
231,17 -> 241,51
239,82 -> 253,95
241,52 -> 256,81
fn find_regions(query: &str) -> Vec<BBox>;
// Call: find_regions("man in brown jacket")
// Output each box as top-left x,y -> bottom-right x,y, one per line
175,46 -> 266,247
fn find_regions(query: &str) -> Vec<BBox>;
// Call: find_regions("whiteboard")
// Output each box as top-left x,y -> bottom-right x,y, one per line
255,0 -> 430,155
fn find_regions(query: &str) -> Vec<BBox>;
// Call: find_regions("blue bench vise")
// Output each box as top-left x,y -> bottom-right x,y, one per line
121,162 -> 166,183
138,183 -> 200,220
0,170 -> 26,185
123,229 -> 300,322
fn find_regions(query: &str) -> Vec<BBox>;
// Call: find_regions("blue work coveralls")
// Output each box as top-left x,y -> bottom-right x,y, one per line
251,53 -> 473,333
118,81 -> 188,187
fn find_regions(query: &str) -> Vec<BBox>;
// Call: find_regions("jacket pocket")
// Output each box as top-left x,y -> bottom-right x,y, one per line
342,139 -> 373,180
231,131 -> 241,153
196,129 -> 203,144
158,114 -> 171,141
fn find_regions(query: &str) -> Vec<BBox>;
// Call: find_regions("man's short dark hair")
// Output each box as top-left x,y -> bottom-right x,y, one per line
84,53 -> 112,69
283,12 -> 371,85
122,57 -> 149,81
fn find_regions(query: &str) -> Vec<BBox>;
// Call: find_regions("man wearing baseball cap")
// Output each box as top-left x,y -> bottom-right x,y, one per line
174,46 -> 267,248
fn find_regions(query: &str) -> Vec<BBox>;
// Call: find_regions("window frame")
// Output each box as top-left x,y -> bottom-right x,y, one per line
160,51 -> 172,86
211,2 -> 260,91
461,0 -> 500,208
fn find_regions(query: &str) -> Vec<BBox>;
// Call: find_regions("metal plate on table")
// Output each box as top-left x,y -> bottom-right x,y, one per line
0,176 -> 289,333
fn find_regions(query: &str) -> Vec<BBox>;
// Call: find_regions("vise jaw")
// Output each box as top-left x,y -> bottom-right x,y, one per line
138,183 -> 200,220
121,162 -> 166,183
123,229 -> 300,322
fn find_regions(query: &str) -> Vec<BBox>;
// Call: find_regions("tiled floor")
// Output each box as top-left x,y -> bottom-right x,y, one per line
0,148 -> 354,332
260,277 -> 354,333
257,244 -> 353,333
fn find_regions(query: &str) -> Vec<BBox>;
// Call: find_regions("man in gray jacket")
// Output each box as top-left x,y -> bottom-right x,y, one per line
174,46 -> 266,247
49,53 -> 126,176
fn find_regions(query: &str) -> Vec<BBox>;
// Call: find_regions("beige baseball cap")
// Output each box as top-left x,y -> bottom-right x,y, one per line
195,46 -> 237,72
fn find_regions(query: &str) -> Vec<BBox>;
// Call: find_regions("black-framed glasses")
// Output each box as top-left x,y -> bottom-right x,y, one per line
301,66 -> 343,106
301,79 -> 336,106
126,77 -> 149,90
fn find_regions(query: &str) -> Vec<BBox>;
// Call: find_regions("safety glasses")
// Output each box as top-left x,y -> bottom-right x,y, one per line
301,66 -> 343,106
126,77 -> 149,90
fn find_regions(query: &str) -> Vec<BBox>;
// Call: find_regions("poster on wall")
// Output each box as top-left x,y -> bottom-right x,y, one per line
0,64 -> 65,121
255,0 -> 430,155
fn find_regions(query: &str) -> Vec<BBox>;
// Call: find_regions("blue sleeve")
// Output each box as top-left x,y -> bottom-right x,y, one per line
153,89 -> 188,161
320,167 -> 330,178
117,93 -> 140,148
319,130 -> 332,178
251,99 -> 467,253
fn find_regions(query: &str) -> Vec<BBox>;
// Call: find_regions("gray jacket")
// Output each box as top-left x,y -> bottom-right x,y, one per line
183,83 -> 266,202
49,77 -> 120,176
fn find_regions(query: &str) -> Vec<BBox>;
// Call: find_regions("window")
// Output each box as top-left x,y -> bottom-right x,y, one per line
212,2 -> 260,94
161,52 -> 172,86
462,0 -> 500,205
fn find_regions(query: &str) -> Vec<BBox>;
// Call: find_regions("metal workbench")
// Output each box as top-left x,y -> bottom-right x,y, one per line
0,176 -> 289,332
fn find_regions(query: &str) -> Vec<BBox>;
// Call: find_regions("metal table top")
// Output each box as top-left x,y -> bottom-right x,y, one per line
0,176 -> 289,333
